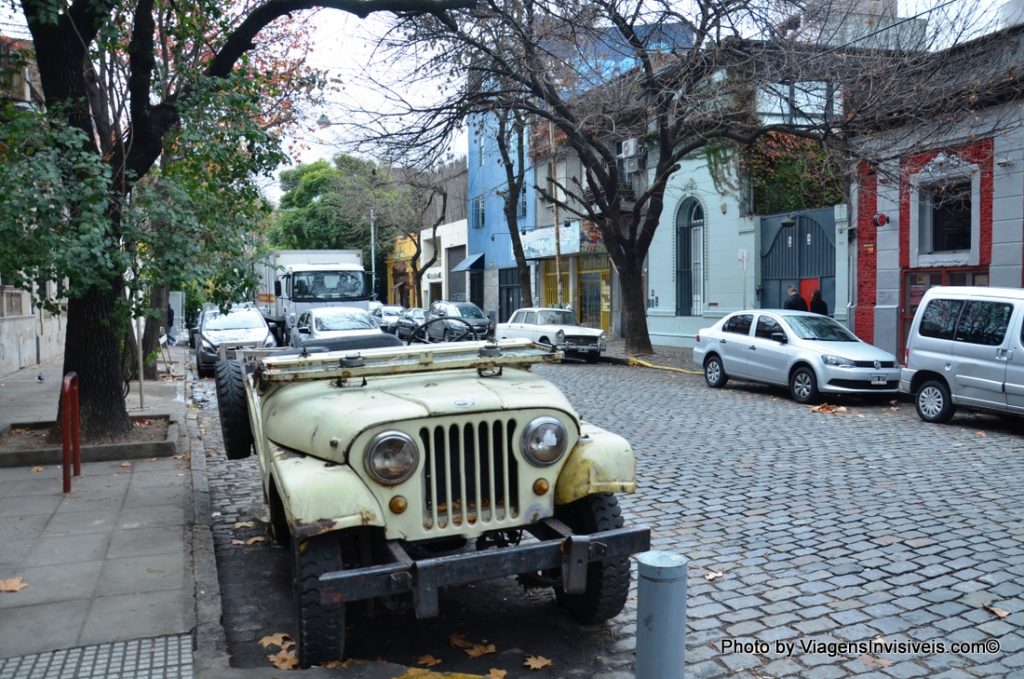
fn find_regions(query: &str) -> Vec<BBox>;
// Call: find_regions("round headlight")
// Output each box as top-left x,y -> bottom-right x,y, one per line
365,432 -> 419,485
521,416 -> 568,466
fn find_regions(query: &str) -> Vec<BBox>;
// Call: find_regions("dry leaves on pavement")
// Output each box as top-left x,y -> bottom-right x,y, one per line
704,570 -> 725,581
233,521 -> 254,530
810,403 -> 847,414
260,632 -> 299,670
30,466 -> 43,473
449,632 -> 474,649
859,654 -> 892,669
983,602 -> 1009,618
0,576 -> 28,592
486,670 -> 507,678
523,655 -> 553,670
466,643 -> 497,658
416,654 -> 443,667
119,461 -> 132,468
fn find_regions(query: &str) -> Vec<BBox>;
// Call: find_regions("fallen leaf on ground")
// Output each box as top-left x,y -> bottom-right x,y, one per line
523,655 -> 553,670
983,602 -> 1009,618
119,461 -> 132,468
859,654 -> 892,668
449,632 -> 474,649
0,576 -> 28,592
466,643 -> 497,658
321,660 -> 347,669
245,536 -> 268,545
233,521 -> 254,530
416,654 -> 443,666
230,539 -> 245,545
810,403 -> 847,414
704,570 -> 725,581
259,632 -> 293,648
30,466 -> 43,473
975,431 -> 987,437
146,457 -> 158,462
486,669 -> 507,678
267,647 -> 298,670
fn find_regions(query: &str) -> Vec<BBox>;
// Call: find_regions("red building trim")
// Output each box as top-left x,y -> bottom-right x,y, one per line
854,162 -> 878,343
897,139 -> 994,270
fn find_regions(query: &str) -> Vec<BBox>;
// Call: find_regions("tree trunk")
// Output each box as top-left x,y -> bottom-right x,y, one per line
142,285 -> 169,380
58,283 -> 133,441
617,258 -> 653,356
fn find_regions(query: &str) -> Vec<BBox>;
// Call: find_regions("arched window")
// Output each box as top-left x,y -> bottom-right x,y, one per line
676,199 -> 704,316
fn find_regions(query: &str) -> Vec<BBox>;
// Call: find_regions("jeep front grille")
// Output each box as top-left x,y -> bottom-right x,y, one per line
419,419 -> 520,530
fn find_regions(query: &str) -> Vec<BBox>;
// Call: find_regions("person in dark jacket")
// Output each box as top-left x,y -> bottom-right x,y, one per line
783,285 -> 808,311
809,289 -> 828,315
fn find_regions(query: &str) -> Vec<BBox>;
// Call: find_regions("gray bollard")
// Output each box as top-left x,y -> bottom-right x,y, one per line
635,551 -> 687,679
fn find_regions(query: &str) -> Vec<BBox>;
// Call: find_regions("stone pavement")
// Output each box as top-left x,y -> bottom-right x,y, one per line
0,348 -> 194,677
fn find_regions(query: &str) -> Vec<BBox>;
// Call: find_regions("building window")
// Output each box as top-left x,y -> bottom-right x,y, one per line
908,152 -> 980,268
675,199 -> 704,316
517,188 -> 527,218
472,197 -> 485,229
919,179 -> 971,253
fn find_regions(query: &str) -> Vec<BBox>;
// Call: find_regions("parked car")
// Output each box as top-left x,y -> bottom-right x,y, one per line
195,306 -> 276,377
213,338 -> 649,667
419,301 -> 493,342
189,304 -> 218,349
693,310 -> 901,403
497,307 -> 606,362
901,286 -> 1024,423
371,305 -> 404,334
395,307 -> 427,340
291,307 -> 383,347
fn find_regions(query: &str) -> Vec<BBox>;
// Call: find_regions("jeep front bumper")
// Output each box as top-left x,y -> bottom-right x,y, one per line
318,518 -> 650,618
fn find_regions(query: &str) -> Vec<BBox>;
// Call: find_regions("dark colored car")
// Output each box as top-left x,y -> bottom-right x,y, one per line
422,301 -> 493,342
395,307 -> 427,340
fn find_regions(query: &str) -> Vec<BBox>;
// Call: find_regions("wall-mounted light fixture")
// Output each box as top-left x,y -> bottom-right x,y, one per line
780,216 -> 796,228
873,213 -> 889,227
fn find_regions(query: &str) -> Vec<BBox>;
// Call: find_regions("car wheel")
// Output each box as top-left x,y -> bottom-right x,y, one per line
214,359 -> 253,460
915,379 -> 955,423
553,493 -> 631,623
703,355 -> 728,388
293,534 -> 346,668
195,354 -> 209,378
789,365 -> 820,404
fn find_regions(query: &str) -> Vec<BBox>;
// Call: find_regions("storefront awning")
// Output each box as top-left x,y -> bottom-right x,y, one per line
450,252 -> 484,272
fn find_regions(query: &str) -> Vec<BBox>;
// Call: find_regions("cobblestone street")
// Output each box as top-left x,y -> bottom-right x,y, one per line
198,361 -> 1024,677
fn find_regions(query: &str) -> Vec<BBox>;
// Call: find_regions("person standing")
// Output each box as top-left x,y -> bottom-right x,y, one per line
809,289 -> 828,315
783,285 -> 808,311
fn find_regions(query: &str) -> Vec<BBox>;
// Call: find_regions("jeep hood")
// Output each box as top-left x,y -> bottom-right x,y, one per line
261,368 -> 577,463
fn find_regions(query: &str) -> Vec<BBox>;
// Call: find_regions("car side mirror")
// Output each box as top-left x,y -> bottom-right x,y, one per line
771,332 -> 787,344
274,281 -> 282,297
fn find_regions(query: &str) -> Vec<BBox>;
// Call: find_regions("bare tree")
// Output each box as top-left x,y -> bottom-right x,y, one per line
339,0 -> 1008,354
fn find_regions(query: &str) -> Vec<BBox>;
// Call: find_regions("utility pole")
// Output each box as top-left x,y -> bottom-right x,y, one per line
370,208 -> 377,300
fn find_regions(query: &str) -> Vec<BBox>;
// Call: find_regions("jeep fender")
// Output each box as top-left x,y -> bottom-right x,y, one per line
270,446 -> 386,539
554,422 -> 636,505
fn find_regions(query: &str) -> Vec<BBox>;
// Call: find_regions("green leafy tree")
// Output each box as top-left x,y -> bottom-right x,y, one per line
6,0 -> 471,439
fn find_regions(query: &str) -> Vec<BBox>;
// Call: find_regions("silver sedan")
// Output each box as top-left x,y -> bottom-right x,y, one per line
692,310 -> 901,403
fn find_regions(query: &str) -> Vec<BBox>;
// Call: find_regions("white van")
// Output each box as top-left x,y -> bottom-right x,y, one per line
901,286 -> 1024,423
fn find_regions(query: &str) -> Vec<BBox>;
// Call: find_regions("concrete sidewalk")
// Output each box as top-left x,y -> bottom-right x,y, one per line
0,348 -> 194,677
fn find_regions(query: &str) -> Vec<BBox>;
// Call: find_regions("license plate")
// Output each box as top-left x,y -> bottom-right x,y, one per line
871,374 -> 887,385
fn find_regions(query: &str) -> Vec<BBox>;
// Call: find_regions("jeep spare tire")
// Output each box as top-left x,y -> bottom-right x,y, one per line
214,359 -> 253,459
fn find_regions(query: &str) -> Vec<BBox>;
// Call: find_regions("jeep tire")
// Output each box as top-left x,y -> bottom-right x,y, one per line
554,493 -> 630,623
214,359 -> 253,459
294,534 -> 345,668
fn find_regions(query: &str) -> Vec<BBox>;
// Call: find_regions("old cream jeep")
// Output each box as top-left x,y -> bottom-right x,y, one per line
215,336 -> 649,667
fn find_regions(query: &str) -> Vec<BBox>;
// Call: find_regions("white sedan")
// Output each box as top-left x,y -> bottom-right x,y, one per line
291,307 -> 384,347
692,310 -> 901,403
496,307 -> 606,361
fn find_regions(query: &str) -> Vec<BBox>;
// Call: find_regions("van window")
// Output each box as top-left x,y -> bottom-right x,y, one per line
954,301 -> 1013,346
919,299 -> 963,339
723,314 -> 753,335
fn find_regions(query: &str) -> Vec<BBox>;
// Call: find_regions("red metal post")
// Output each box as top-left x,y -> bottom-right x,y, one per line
61,372 -> 80,493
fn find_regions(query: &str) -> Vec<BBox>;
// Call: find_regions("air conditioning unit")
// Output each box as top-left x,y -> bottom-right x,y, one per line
619,138 -> 637,157
624,156 -> 640,174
